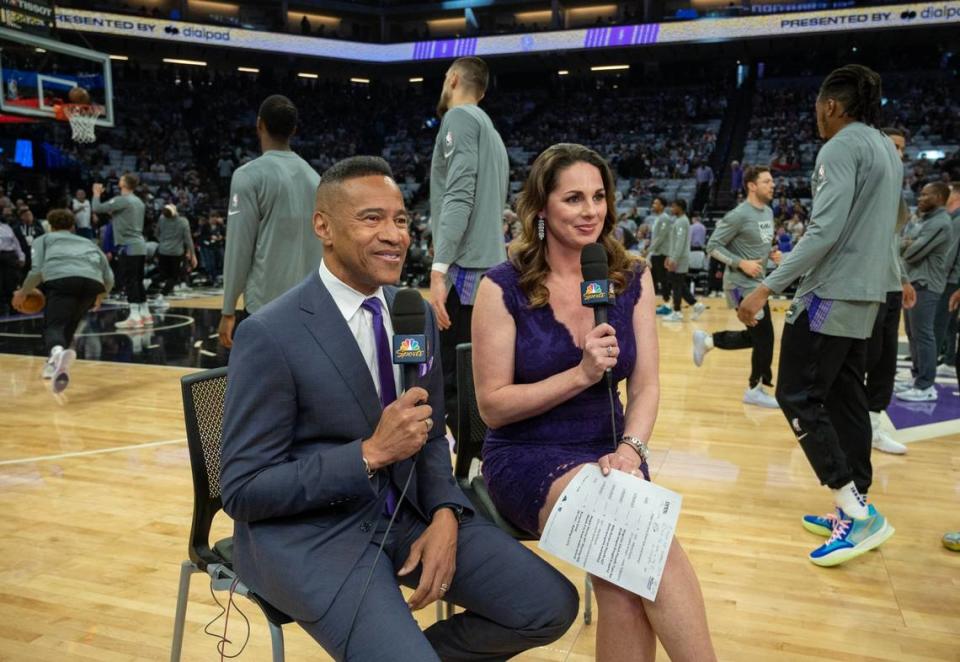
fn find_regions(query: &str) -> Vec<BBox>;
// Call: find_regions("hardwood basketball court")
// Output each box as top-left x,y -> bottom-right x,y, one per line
1,300 -> 958,661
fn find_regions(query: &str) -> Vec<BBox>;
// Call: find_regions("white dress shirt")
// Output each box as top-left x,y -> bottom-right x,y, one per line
319,260 -> 401,399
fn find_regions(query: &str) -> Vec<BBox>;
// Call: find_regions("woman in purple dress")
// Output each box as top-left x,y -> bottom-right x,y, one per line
473,144 -> 715,661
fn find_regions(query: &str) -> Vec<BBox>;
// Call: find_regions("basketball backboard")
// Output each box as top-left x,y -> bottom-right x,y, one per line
0,26 -> 113,127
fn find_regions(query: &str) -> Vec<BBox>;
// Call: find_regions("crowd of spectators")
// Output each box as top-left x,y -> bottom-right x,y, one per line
2,62 -> 957,299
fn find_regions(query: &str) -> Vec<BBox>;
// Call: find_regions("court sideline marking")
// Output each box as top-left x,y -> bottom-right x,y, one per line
0,437 -> 187,466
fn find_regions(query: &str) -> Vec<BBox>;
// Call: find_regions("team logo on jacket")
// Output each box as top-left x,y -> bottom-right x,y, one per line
443,131 -> 455,159
812,165 -> 827,195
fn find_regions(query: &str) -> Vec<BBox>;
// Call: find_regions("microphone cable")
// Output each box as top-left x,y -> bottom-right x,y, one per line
343,454 -> 419,660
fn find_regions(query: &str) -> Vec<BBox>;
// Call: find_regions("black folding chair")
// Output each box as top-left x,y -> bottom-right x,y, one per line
451,343 -> 593,624
170,367 -> 292,662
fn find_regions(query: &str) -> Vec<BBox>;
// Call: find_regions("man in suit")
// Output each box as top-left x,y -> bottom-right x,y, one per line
220,156 -> 578,661
429,56 -> 509,438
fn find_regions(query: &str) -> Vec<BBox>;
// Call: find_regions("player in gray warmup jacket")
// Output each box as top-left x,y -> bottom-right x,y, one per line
738,65 -> 902,567
898,182 -> 954,402
693,165 -> 780,409
14,209 -> 113,393
219,95 -> 322,348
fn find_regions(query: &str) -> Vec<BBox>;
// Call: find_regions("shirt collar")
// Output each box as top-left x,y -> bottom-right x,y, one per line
319,260 -> 387,321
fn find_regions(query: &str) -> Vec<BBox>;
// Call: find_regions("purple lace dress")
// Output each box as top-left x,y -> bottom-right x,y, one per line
481,261 -> 650,535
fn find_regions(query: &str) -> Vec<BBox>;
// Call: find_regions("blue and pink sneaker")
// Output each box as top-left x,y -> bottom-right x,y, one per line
802,504 -> 877,537
807,507 -> 895,567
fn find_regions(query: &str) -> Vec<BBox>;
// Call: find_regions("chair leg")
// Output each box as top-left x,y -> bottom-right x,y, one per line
170,560 -> 199,662
583,574 -> 593,625
268,620 -> 285,662
435,600 -> 444,622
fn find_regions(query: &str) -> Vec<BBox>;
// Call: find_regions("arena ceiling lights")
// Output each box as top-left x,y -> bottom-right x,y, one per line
590,64 -> 630,71
162,57 -> 206,66
54,1 -> 960,64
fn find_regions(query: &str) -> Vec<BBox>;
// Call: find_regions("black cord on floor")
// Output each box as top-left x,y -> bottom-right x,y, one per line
204,576 -> 250,660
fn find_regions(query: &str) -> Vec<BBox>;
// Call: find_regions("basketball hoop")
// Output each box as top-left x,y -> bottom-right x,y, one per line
60,104 -> 104,144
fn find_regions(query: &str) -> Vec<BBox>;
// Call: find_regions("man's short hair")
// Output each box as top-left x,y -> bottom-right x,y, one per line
47,208 -> 75,231
653,195 -> 669,208
743,165 -> 771,189
258,94 -> 298,140
452,57 -> 489,96
882,126 -> 906,138
121,172 -> 139,190
316,156 -> 395,209
672,198 -> 688,213
926,181 -> 950,204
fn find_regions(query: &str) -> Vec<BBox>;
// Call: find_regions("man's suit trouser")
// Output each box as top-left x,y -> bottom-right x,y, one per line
297,506 -> 579,662
441,287 -> 473,441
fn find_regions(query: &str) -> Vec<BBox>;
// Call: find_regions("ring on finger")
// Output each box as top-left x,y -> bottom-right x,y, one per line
440,583 -> 450,593
424,418 -> 433,431
606,346 -> 613,357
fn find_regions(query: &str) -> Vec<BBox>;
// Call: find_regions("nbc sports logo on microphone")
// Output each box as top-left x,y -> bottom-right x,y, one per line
581,279 -> 611,306
393,334 -> 428,363
399,338 -> 421,352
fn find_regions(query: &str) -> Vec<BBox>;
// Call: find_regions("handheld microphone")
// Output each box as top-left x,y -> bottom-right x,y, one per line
390,288 -> 429,392
581,242 -> 613,335
581,244 -> 619,448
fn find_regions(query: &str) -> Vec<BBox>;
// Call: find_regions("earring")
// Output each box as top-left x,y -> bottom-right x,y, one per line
537,216 -> 545,241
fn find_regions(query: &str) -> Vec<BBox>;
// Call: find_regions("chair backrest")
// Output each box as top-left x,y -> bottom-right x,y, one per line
180,366 -> 229,570
453,343 -> 488,480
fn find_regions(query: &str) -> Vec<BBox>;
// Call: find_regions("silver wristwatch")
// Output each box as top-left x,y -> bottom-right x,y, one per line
618,436 -> 649,462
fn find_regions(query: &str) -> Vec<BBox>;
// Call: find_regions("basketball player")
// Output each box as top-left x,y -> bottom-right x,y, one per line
155,204 -> 196,300
218,95 -> 322,348
737,65 -> 901,566
663,198 -> 705,322
647,196 -> 674,314
693,165 -> 779,408
92,174 -> 148,328
13,209 -> 113,393
898,182 -> 953,402
428,57 -> 508,436
862,128 -> 915,455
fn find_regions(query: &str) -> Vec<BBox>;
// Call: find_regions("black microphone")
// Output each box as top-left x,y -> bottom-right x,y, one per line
580,243 -> 615,391
390,288 -> 429,392
581,242 -> 611,326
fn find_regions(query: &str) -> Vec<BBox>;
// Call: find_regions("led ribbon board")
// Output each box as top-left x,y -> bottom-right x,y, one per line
54,1 -> 960,64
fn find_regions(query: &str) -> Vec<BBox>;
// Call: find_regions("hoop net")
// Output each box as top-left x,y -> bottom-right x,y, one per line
62,104 -> 104,143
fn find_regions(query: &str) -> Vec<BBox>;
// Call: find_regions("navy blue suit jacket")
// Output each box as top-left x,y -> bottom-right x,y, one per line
220,273 -> 472,622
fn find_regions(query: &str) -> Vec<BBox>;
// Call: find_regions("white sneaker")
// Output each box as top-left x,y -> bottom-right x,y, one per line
153,294 -> 170,310
743,384 -> 779,408
691,302 -> 706,320
663,311 -> 684,323
41,361 -> 56,379
893,380 -> 914,393
115,316 -> 144,329
51,348 -> 76,394
141,314 -> 155,326
692,330 -> 713,367
936,363 -> 956,378
895,386 -> 937,402
872,430 -> 907,455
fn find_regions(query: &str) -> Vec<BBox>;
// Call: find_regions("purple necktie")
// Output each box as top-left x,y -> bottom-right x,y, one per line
361,297 -> 399,515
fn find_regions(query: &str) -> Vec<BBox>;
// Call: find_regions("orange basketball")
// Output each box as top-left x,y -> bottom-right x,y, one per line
16,291 -> 45,314
68,86 -> 91,104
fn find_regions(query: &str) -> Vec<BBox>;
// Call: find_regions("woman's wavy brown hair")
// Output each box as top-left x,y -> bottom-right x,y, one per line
509,143 -> 639,307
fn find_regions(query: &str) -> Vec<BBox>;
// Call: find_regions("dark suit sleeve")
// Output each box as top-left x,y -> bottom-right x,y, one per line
220,316 -> 378,523
415,302 -> 474,518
